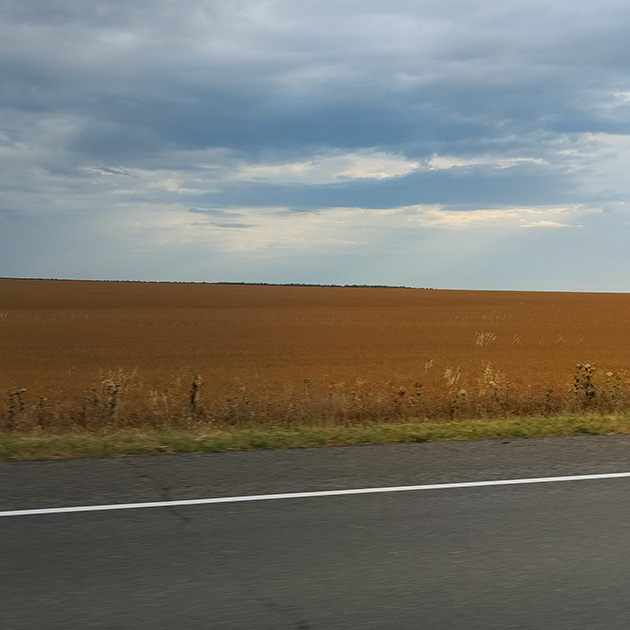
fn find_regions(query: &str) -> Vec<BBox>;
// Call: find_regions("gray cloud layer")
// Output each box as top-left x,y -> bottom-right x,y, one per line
2,0 -> 630,288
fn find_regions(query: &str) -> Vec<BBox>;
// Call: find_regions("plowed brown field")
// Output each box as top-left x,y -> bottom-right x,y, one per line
2,278 -> 630,430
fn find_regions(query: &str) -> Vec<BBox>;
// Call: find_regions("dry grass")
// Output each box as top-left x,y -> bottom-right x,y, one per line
3,413 -> 630,460
3,279 -> 630,436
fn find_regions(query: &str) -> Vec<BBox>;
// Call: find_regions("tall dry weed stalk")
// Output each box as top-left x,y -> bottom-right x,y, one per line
573,363 -> 596,409
80,369 -> 138,427
601,370 -> 621,409
6,388 -> 26,430
449,389 -> 468,419
188,375 -> 201,418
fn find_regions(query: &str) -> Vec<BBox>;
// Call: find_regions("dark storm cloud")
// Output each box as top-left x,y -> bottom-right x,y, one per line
5,0 -> 630,158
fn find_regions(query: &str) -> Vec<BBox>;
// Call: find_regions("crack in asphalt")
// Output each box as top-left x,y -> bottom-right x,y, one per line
121,459 -> 191,524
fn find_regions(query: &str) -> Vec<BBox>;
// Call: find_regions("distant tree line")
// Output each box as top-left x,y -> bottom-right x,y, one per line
214,282 -> 435,289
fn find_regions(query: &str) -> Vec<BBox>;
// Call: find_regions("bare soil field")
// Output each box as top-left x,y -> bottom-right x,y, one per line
2,278 -> 630,431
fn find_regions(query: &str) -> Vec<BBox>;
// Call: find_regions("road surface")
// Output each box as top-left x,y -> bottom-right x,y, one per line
2,435 -> 630,629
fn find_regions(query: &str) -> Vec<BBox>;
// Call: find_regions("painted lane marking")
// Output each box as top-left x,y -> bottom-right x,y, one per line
2,471 -> 630,518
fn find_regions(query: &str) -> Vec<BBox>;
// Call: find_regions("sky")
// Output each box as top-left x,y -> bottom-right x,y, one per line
2,0 -> 630,291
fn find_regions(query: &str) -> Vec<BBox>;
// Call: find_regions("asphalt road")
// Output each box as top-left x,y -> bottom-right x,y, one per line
2,435 -> 630,629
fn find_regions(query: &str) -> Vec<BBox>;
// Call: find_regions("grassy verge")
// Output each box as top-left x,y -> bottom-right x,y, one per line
2,412 -> 630,460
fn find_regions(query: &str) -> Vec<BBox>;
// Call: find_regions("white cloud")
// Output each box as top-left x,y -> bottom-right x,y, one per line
108,202 -> 595,258
232,150 -> 421,185
73,149 -> 421,197
400,204 -> 594,229
426,154 -> 546,171
74,148 -> 553,199
519,219 -> 582,229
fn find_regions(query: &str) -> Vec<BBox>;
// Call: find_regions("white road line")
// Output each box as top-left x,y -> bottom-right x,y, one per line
2,471 -> 630,518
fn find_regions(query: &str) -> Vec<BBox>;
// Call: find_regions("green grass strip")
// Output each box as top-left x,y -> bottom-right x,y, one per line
2,412 -> 630,460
